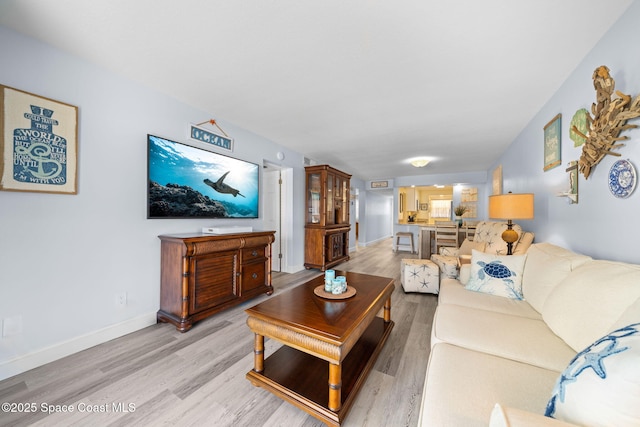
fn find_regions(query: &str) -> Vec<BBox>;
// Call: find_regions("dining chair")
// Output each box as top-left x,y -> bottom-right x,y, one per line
434,221 -> 459,255
462,220 -> 479,241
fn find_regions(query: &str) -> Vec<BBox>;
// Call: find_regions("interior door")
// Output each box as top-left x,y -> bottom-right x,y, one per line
263,166 -> 281,272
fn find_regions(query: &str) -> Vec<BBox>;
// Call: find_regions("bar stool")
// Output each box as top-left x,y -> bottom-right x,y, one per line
394,231 -> 415,253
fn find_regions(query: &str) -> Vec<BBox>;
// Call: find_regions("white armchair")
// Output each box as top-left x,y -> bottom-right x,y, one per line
473,221 -> 528,255
431,238 -> 487,279
431,221 -> 534,280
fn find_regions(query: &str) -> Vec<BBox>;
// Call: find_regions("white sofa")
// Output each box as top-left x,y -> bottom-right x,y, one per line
418,242 -> 640,426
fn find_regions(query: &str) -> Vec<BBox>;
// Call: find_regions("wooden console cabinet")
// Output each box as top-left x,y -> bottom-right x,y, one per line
157,231 -> 275,332
304,165 -> 351,271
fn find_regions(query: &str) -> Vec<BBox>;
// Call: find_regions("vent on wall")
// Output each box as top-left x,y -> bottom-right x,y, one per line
303,157 -> 316,166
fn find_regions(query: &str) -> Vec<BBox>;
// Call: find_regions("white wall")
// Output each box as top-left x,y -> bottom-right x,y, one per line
492,1 -> 640,264
362,190 -> 394,246
0,26 -> 308,379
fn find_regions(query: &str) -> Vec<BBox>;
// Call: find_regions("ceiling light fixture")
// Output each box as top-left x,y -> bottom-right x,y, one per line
410,159 -> 430,168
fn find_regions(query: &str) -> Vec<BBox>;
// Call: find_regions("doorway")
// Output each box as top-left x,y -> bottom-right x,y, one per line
352,187 -> 359,248
263,164 -> 281,272
263,162 -> 293,273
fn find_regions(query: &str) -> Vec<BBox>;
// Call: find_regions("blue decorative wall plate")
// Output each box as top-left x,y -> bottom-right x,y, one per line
608,159 -> 636,198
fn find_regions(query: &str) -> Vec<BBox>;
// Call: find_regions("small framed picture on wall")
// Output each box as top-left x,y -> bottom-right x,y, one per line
492,164 -> 502,195
544,113 -> 562,172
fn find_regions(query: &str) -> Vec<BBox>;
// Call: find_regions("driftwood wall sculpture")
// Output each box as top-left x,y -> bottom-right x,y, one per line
577,66 -> 640,179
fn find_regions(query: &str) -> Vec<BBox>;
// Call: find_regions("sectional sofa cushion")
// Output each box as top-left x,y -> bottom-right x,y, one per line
490,404 -> 577,427
466,250 -> 527,299
432,304 -> 576,371
611,296 -> 640,331
439,278 -> 542,319
545,322 -> 640,426
512,231 -> 535,255
542,260 -> 640,352
420,343 -> 560,427
522,243 -> 592,313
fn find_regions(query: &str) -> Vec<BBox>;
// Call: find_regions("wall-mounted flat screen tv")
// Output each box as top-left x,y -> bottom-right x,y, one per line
147,134 -> 259,218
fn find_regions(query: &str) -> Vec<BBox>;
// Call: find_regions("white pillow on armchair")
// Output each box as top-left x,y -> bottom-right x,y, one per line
473,221 -> 523,255
459,264 -> 471,284
439,238 -> 486,256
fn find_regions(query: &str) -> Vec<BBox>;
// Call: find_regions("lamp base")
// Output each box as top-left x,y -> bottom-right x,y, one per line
501,220 -> 519,255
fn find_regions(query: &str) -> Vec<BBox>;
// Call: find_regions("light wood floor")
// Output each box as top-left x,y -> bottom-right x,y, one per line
0,238 -> 437,427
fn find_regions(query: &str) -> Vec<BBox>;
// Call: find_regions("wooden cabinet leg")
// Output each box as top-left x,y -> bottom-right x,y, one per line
254,334 -> 264,373
328,362 -> 342,412
384,297 -> 391,323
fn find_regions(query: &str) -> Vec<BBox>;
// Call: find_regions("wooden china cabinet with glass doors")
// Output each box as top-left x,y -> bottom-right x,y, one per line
304,165 -> 352,271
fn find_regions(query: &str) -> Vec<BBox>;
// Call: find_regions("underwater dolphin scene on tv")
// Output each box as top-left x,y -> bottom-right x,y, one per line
147,135 -> 259,218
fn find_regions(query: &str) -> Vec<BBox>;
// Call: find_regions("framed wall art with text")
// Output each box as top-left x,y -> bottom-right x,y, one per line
0,85 -> 78,194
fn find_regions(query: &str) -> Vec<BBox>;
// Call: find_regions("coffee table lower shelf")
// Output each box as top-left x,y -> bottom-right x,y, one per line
246,316 -> 394,426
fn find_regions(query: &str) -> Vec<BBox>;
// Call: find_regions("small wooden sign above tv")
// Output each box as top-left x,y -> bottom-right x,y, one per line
190,123 -> 234,152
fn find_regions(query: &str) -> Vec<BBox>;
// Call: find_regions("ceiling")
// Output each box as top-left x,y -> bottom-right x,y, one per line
0,0 -> 633,181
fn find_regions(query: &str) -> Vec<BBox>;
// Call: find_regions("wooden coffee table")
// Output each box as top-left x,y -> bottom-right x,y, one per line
245,271 -> 395,426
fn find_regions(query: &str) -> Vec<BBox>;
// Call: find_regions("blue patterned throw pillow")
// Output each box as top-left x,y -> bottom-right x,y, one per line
465,250 -> 527,299
546,322 -> 640,426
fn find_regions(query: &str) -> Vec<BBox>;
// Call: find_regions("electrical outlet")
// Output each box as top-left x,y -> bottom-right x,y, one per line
2,315 -> 23,337
116,292 -> 127,307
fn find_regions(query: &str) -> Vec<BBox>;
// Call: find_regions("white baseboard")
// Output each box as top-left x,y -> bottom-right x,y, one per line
285,263 -> 306,274
362,235 -> 393,247
0,312 -> 157,381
